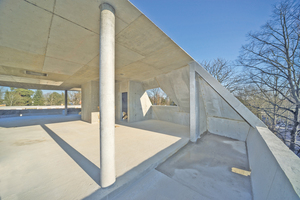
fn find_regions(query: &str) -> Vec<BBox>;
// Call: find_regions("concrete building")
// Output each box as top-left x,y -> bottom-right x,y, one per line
0,0 -> 299,199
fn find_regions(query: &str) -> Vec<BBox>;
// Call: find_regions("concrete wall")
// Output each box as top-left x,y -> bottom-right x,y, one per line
189,61 -> 256,141
81,80 -> 99,123
142,66 -> 190,126
197,76 -> 250,141
152,106 -> 189,126
155,66 -> 190,113
190,61 -> 265,128
247,126 -> 300,200
128,81 -> 152,123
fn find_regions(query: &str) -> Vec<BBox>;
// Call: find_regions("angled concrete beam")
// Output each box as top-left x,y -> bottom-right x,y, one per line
99,3 -> 116,188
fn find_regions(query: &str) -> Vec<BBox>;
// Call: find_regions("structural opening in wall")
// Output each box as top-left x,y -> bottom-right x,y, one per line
122,92 -> 128,121
146,87 -> 177,106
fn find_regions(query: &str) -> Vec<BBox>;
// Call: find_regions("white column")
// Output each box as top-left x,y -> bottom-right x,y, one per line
64,90 -> 68,116
99,3 -> 116,188
189,64 -> 197,142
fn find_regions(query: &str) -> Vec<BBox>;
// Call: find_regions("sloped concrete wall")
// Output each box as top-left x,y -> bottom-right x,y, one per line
247,127 -> 300,200
152,106 -> 189,126
128,81 -> 153,122
81,80 -> 99,123
197,76 -> 250,141
142,66 -> 190,126
155,66 -> 190,113
189,61 -> 262,141
190,61 -> 265,128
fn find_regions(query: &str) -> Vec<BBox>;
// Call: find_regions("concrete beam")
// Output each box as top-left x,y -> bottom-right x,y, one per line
99,3 -> 116,188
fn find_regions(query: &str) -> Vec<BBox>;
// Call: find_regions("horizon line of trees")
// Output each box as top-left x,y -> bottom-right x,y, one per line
0,87 -> 81,106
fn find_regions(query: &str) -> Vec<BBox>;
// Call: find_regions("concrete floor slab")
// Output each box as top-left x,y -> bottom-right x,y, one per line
0,115 -> 189,200
156,133 -> 252,200
113,170 -> 209,200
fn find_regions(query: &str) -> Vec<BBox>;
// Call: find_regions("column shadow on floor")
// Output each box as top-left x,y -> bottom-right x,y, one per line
40,124 -> 100,186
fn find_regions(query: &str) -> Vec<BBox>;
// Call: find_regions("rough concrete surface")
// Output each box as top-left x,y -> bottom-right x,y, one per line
0,0 -> 193,90
0,115 -> 189,200
113,170 -> 208,200
156,133 -> 252,200
247,127 -> 300,200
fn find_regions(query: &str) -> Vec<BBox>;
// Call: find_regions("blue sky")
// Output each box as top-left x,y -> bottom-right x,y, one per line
130,0 -> 281,62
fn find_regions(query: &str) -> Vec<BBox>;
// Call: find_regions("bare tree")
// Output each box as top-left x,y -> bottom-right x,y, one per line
238,0 -> 300,153
146,88 -> 176,106
201,58 -> 242,93
68,91 -> 81,105
147,88 -> 162,105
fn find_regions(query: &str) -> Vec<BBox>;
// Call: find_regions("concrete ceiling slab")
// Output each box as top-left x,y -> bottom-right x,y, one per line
0,65 -> 70,82
116,61 -> 162,81
0,46 -> 45,72
86,44 -> 145,69
0,75 -> 14,82
0,0 -> 52,55
54,0 -> 140,34
63,65 -> 99,85
141,42 -> 192,71
116,17 -> 129,35
116,44 -> 145,69
0,0 -> 195,90
116,15 -> 171,56
85,55 -> 99,68
46,15 -> 99,65
11,75 -> 40,84
25,0 -> 56,12
0,81 -> 64,90
0,74 -> 63,86
54,0 -> 101,34
43,57 -> 84,75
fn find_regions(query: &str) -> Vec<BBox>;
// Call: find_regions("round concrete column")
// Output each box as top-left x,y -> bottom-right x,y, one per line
99,3 -> 116,188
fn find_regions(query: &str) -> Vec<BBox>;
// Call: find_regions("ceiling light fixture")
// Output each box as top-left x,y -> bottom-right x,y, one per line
24,70 -> 48,77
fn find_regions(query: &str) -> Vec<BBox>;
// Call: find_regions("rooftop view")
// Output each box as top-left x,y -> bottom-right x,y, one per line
0,0 -> 299,199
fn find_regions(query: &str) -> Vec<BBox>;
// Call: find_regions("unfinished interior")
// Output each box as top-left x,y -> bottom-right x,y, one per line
0,0 -> 299,199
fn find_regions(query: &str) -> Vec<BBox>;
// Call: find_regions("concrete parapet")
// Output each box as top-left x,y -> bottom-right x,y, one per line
0,107 -> 81,118
152,105 -> 189,126
247,126 -> 300,200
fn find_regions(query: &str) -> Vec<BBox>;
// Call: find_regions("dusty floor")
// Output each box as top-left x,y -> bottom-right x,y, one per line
113,133 -> 252,200
0,115 -> 189,200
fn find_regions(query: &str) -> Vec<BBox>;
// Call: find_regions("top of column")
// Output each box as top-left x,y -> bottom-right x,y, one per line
100,3 -> 115,14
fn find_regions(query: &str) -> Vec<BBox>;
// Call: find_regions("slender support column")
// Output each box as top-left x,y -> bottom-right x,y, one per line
64,90 -> 68,116
99,3 -> 116,188
189,64 -> 197,142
